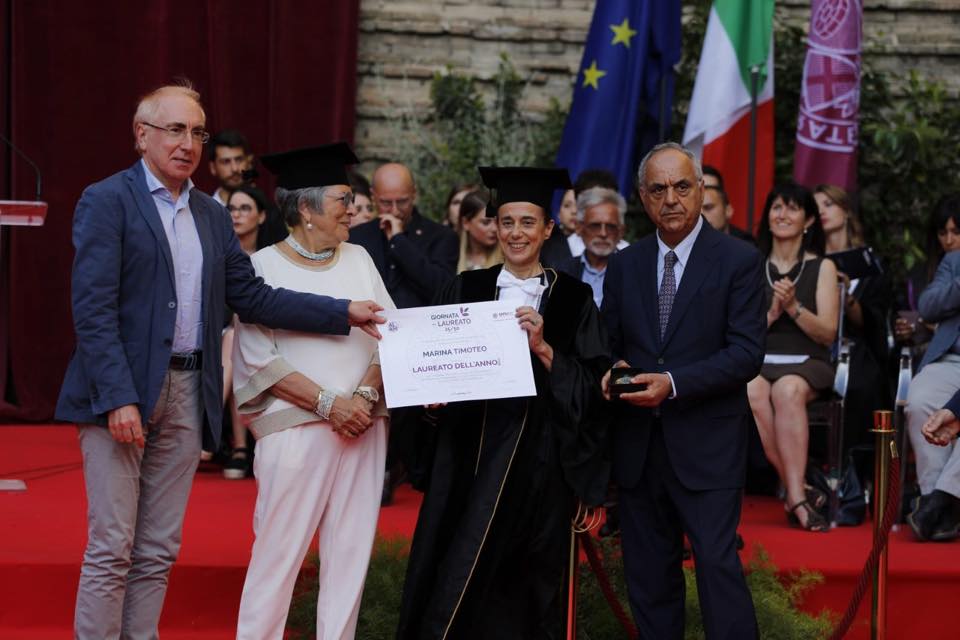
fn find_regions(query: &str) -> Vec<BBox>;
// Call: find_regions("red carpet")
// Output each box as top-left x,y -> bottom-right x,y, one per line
1,425 -> 958,639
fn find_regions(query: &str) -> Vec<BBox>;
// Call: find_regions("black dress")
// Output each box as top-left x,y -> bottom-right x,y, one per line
396,265 -> 610,640
760,256 -> 835,391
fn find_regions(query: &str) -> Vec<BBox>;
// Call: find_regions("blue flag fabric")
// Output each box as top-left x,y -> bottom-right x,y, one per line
555,0 -> 682,203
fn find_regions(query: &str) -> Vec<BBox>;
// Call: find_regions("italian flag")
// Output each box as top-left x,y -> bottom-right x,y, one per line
683,0 -> 775,233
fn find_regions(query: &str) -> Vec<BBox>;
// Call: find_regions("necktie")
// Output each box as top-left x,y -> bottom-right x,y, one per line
659,251 -> 678,340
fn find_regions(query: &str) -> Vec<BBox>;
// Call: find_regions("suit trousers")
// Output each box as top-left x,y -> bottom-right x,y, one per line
75,369 -> 202,640
236,417 -> 387,640
618,422 -> 758,640
906,355 -> 960,498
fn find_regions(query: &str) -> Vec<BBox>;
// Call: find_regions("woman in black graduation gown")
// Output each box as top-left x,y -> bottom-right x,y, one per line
396,167 -> 610,640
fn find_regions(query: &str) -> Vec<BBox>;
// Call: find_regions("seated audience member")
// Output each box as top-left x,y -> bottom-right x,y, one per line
349,162 -> 459,503
220,185 -> 275,479
233,143 -> 394,638
906,244 -> 960,541
815,184 -> 891,442
208,129 -> 252,206
396,166 -> 609,638
456,189 -> 502,272
747,183 -> 839,532
922,389 -> 960,446
559,186 -> 626,308
895,194 -> 960,352
443,182 -> 478,230
350,171 -> 376,227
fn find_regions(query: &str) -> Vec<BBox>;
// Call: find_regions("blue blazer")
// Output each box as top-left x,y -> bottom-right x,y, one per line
918,250 -> 960,370
601,220 -> 766,491
56,161 -> 351,446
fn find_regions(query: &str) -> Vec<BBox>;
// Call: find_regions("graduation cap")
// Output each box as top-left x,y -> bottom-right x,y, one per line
260,142 -> 359,190
478,166 -> 572,217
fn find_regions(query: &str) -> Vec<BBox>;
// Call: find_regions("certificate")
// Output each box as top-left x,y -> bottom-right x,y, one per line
378,300 -> 537,408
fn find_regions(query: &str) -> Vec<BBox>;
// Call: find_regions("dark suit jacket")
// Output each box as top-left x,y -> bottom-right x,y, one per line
56,161 -> 351,446
918,251 -> 960,370
348,209 -> 458,308
558,255 -> 585,280
601,220 -> 766,491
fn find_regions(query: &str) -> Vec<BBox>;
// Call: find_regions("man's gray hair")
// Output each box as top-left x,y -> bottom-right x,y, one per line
275,186 -> 329,227
131,81 -> 205,153
576,187 -> 626,226
636,141 -> 703,188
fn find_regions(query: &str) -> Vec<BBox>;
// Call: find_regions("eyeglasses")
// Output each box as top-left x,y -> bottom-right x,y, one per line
325,191 -> 355,208
142,122 -> 210,144
227,203 -> 257,214
643,180 -> 695,200
584,222 -> 620,234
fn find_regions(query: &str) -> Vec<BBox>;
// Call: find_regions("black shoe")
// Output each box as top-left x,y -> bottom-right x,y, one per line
223,447 -> 251,480
908,490 -> 954,541
930,493 -> 960,542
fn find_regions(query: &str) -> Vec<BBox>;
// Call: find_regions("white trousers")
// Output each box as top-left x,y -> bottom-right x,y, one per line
236,418 -> 387,640
906,356 -> 960,498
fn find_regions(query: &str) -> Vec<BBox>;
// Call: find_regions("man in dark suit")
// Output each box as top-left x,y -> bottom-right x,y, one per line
55,83 -> 384,639
601,142 -> 766,639
349,162 -> 458,500
348,162 -> 458,309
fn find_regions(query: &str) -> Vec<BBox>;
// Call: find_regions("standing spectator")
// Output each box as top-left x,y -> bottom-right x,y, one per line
557,187 -> 578,236
349,162 -> 459,502
55,83 -> 385,640
208,129 -> 252,207
559,186 -> 626,308
702,185 -> 754,244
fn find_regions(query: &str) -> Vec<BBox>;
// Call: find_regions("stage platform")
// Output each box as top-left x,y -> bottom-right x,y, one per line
1,425 -> 957,639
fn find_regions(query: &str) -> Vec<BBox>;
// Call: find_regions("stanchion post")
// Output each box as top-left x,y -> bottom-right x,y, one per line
566,529 -> 579,640
870,410 -> 896,640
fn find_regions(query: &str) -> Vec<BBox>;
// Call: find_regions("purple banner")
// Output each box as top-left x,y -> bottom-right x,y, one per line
793,0 -> 862,191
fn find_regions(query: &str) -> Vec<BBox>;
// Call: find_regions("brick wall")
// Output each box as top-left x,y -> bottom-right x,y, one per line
355,0 -> 960,170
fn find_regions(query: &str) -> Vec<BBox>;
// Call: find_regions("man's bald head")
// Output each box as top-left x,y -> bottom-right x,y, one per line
372,162 -> 417,223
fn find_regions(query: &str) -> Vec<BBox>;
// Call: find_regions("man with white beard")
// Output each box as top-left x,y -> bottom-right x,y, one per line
559,186 -> 627,308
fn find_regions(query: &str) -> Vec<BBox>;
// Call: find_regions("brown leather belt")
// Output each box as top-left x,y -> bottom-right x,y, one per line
169,351 -> 202,370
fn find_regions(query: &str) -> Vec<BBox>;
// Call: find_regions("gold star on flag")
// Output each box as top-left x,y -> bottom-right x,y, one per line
582,60 -> 607,90
610,18 -> 637,48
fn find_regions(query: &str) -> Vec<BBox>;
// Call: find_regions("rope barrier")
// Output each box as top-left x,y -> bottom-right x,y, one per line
577,531 -> 639,639
827,455 -> 902,640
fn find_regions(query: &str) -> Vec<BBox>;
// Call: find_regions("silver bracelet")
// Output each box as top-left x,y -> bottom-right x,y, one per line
314,389 -> 335,420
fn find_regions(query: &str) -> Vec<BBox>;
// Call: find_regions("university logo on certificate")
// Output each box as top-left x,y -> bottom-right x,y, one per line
377,300 -> 537,408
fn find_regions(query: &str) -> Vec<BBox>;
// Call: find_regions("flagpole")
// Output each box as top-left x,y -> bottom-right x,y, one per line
746,65 -> 760,233
658,74 -> 668,142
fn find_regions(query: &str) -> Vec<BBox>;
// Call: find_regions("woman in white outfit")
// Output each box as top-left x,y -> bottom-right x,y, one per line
232,143 -> 395,639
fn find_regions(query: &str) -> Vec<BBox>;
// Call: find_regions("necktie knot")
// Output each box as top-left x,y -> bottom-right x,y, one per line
665,250 -> 678,268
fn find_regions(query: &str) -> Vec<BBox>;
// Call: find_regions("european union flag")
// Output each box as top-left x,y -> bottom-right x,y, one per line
556,0 -> 682,200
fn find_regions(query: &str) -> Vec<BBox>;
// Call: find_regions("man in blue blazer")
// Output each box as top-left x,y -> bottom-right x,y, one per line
55,83 -> 384,639
905,248 -> 960,541
601,143 -> 765,639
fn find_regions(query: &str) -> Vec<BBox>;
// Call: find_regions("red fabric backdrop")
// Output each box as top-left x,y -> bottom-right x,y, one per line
0,0 -> 360,420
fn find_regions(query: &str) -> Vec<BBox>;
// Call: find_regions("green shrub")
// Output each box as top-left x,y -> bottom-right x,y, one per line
287,536 -> 833,639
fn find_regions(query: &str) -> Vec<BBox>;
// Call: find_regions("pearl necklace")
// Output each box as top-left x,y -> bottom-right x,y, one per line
765,257 -> 806,288
285,235 -> 335,262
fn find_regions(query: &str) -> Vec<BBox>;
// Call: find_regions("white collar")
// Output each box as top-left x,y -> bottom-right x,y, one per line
656,215 -> 703,267
141,159 -> 194,202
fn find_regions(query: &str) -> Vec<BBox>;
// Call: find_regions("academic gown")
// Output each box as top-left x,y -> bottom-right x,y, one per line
396,265 -> 610,640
